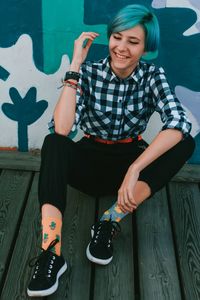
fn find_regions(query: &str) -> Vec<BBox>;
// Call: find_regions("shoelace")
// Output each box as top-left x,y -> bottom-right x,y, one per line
28,239 -> 59,279
92,220 -> 121,247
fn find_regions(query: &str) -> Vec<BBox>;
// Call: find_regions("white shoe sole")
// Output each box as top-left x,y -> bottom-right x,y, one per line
86,228 -> 113,265
27,261 -> 67,297
86,244 -> 113,265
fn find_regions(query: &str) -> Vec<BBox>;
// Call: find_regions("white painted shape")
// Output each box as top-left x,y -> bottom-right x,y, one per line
0,34 -> 70,149
166,0 -> 200,35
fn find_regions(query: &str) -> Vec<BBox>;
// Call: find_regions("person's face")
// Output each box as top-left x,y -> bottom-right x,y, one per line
109,25 -> 146,78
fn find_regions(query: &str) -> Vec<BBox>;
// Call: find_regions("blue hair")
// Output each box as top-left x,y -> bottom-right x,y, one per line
107,4 -> 160,58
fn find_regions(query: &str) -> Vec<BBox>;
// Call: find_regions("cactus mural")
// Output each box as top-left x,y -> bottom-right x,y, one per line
2,87 -> 48,151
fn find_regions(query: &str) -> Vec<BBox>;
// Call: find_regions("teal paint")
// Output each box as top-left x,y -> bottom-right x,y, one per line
2,87 -> 48,151
42,0 -> 107,73
0,66 -> 10,81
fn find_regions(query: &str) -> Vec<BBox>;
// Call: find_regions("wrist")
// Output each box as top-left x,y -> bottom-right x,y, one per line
64,71 -> 80,82
70,61 -> 81,72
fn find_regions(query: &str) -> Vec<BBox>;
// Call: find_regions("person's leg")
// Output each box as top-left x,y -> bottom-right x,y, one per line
86,139 -> 150,264
37,133 -> 75,261
29,133 -> 96,297
27,134 -> 73,297
41,204 -> 62,255
87,134 -> 195,265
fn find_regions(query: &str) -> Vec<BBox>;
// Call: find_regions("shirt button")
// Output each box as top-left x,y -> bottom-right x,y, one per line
119,99 -> 122,103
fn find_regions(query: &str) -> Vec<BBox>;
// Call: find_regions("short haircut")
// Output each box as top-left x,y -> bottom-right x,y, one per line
107,4 -> 160,54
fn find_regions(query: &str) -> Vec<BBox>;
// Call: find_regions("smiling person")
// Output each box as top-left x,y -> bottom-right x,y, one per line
27,4 -> 195,297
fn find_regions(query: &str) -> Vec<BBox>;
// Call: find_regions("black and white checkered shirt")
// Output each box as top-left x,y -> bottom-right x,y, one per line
49,56 -> 191,140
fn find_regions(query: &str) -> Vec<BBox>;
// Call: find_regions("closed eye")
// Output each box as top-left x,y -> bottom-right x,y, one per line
113,35 -> 121,40
129,41 -> 139,45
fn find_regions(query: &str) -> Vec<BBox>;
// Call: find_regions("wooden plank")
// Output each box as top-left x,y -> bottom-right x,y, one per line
93,196 -> 135,300
168,182 -> 200,299
49,186 -> 96,300
0,151 -> 40,171
0,172 -> 42,300
0,170 -> 32,287
136,188 -> 182,300
172,164 -> 200,183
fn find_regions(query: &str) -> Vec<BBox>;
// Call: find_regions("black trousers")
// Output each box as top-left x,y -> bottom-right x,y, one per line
38,133 -> 195,215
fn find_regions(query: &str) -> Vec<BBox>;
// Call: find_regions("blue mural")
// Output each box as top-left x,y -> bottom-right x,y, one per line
0,0 -> 199,163
0,0 -> 43,70
2,87 -> 48,151
85,0 -> 200,90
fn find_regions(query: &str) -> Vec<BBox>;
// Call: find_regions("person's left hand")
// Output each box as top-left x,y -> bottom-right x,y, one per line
117,165 -> 139,213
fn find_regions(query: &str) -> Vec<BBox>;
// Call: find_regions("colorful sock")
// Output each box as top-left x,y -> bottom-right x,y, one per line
100,202 -> 129,222
41,217 -> 62,256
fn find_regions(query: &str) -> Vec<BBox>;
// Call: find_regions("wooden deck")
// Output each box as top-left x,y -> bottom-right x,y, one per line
0,151 -> 200,300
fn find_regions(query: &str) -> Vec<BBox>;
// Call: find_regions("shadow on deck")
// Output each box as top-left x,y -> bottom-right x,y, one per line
0,151 -> 200,300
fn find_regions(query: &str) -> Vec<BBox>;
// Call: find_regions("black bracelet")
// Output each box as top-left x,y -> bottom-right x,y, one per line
64,71 -> 80,81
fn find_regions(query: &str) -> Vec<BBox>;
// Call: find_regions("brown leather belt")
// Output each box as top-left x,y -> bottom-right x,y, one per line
84,134 -> 142,144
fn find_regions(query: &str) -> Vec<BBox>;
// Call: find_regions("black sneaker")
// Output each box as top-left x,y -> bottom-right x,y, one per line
86,220 -> 121,265
27,239 -> 67,297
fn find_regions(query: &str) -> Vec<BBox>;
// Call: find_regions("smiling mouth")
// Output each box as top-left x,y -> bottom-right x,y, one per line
114,52 -> 129,60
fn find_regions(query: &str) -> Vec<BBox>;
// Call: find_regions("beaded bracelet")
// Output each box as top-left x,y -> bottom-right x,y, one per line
62,80 -> 83,95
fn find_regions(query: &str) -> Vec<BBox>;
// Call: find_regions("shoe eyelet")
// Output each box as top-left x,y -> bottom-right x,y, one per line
48,274 -> 51,278
49,265 -> 53,269
33,275 -> 36,279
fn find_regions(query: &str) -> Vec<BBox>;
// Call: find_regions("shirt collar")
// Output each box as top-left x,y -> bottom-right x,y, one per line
102,56 -> 144,83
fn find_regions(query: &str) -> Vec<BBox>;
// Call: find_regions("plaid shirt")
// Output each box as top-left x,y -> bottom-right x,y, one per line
49,56 -> 191,139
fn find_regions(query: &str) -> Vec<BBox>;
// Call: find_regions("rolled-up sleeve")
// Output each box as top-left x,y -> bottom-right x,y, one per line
74,64 -> 88,128
150,67 -> 192,137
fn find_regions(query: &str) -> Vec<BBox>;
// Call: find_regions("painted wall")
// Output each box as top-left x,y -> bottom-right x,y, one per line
0,0 -> 199,163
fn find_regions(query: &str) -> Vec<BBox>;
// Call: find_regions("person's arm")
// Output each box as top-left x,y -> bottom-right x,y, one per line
117,128 -> 182,212
54,32 -> 99,136
118,67 -> 191,213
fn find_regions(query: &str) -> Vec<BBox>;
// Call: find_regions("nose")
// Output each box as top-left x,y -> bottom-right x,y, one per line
117,40 -> 127,52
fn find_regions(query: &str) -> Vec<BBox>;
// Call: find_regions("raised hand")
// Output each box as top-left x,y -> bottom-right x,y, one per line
71,32 -> 99,67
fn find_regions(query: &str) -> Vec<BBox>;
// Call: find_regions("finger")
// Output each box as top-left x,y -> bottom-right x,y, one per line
127,190 -> 136,208
81,31 -> 99,36
121,191 -> 133,213
117,191 -> 127,213
124,190 -> 133,211
79,32 -> 99,41
83,39 -> 93,49
127,190 -> 138,210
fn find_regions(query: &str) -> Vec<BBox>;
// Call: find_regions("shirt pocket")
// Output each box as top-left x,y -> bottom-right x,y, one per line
88,101 -> 112,126
124,103 -> 146,130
